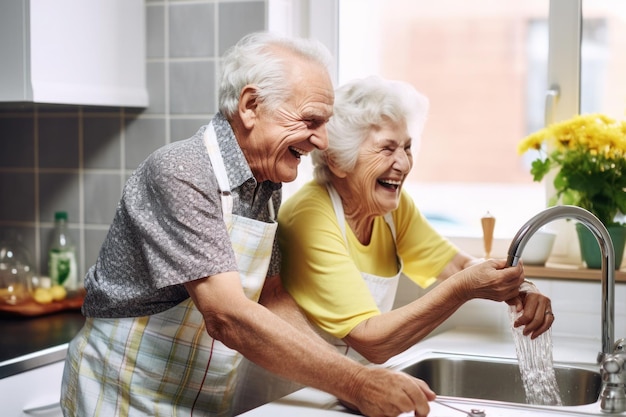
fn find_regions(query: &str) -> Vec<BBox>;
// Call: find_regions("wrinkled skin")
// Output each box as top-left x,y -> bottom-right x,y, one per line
231,54 -> 334,184
330,118 -> 412,244
456,257 -> 554,338
340,368 -> 435,417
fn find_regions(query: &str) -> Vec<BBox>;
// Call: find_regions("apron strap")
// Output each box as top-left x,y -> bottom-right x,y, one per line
383,212 -> 397,240
326,184 -> 348,242
203,121 -> 275,222
203,122 -> 233,221
326,184 -> 397,245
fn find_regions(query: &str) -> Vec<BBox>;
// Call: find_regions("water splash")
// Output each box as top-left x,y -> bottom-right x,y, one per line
509,305 -> 563,406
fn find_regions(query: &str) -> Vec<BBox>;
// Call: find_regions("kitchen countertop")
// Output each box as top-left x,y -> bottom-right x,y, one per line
239,327 -> 613,417
0,310 -> 85,378
525,263 -> 626,282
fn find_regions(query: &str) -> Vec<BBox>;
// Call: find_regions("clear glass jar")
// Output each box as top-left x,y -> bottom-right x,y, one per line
0,232 -> 34,305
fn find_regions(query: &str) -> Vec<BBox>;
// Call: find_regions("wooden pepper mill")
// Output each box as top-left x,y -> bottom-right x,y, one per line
481,211 -> 495,258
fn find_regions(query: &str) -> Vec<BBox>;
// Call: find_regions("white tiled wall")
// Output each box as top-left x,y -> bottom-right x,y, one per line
394,275 -> 626,345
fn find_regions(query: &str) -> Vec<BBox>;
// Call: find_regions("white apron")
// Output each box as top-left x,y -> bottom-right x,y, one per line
324,184 -> 403,362
61,122 -> 277,417
232,185 -> 406,413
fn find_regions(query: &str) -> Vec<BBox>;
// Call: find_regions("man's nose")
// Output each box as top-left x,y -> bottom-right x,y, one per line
310,125 -> 329,151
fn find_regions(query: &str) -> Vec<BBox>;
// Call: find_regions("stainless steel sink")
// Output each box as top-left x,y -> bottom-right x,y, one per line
398,353 -> 602,406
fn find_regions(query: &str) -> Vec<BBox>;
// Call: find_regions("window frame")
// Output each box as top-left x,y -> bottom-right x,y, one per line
273,0 -> 585,262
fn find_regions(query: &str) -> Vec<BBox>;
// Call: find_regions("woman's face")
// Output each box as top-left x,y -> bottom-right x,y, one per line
346,119 -> 413,216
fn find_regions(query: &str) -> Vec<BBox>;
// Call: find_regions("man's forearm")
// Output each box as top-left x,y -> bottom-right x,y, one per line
259,275 -> 336,352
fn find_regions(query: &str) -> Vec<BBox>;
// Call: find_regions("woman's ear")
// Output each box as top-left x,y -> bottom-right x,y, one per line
238,85 -> 259,130
327,155 -> 348,178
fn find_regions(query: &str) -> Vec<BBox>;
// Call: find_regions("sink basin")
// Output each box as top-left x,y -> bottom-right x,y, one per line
399,353 -> 601,406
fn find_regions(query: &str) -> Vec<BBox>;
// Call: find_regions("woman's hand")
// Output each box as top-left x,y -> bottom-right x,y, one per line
451,258 -> 524,303
507,281 -> 554,339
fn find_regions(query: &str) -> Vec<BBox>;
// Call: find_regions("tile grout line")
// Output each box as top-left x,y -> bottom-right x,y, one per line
33,105 -> 40,273
78,106 -> 85,278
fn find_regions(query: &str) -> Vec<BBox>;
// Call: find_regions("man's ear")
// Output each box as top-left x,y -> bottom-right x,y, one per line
327,155 -> 348,178
238,85 -> 260,130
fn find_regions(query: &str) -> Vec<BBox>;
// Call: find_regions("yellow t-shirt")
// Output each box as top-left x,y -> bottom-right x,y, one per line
278,181 -> 458,339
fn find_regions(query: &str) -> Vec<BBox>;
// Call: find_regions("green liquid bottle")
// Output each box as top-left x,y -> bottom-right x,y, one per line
48,211 -> 79,291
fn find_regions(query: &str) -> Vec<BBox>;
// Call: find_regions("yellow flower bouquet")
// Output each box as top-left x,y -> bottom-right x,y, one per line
518,113 -> 626,227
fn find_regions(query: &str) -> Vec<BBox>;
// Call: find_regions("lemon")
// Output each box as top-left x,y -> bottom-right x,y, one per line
50,285 -> 67,301
33,287 -> 53,304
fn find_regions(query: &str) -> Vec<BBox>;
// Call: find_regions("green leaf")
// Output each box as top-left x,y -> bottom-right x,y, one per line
614,192 -> 626,217
530,158 -> 551,182
560,189 -> 581,207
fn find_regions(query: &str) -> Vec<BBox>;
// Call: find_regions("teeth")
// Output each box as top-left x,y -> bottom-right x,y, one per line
379,179 -> 401,186
290,146 -> 308,157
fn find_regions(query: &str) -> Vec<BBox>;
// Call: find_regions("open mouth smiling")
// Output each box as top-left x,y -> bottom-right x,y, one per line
289,146 -> 308,160
377,178 -> 402,190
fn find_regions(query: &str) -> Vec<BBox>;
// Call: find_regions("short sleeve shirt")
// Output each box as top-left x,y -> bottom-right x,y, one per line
82,113 -> 282,318
278,181 -> 458,338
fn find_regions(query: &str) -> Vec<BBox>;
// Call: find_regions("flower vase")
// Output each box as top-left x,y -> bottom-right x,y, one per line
575,223 -> 626,269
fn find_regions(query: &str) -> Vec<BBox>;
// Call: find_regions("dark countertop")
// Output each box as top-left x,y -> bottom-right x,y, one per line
0,310 -> 85,378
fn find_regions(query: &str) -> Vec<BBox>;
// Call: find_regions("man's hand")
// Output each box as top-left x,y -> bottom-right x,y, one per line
341,367 -> 435,417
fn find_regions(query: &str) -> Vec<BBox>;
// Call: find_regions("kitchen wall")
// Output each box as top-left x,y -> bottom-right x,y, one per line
394,276 -> 626,346
0,0 -> 266,280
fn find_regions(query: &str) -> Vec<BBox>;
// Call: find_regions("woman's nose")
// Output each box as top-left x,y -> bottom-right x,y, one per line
394,149 -> 411,172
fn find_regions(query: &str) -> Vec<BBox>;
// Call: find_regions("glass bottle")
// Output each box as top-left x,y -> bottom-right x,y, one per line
48,211 -> 79,291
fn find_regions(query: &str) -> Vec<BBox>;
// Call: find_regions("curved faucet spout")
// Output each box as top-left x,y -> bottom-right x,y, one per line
505,205 -> 615,362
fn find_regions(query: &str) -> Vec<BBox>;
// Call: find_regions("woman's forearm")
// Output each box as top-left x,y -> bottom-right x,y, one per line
344,278 -> 468,363
345,259 -> 524,363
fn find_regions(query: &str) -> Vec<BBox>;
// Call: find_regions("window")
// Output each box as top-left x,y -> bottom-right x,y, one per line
273,0 -> 626,261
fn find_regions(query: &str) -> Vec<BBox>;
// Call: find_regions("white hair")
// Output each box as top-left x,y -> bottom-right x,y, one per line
313,76 -> 429,184
218,32 -> 333,118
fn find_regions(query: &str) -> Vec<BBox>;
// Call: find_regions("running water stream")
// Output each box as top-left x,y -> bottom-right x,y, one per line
509,304 -> 562,406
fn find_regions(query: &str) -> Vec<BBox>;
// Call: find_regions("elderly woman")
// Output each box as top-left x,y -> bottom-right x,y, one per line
278,76 -> 554,365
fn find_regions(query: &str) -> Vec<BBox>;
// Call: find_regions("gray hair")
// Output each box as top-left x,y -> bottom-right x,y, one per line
218,32 -> 333,118
312,76 -> 429,184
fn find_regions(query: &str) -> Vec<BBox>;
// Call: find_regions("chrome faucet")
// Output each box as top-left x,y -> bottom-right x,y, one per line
506,205 -> 623,413
506,205 -> 615,361
600,338 -> 626,413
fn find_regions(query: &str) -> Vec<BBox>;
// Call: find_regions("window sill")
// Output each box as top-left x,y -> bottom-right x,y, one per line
524,262 -> 626,282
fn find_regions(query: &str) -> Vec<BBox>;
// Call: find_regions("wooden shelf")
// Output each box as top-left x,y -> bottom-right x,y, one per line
524,263 -> 626,282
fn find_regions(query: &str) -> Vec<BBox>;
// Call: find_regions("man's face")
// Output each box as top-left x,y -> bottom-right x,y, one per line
244,59 -> 334,183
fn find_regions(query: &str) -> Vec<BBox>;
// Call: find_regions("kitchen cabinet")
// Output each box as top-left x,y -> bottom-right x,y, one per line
0,359 -> 65,417
0,0 -> 148,108
0,311 -> 84,416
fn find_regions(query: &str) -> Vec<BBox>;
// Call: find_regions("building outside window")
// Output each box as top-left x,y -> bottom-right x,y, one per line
273,0 -> 626,262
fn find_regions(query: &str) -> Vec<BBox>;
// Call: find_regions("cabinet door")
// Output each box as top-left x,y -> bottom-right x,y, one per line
0,1 -> 30,102
0,0 -> 147,107
0,361 -> 64,417
29,0 -> 147,107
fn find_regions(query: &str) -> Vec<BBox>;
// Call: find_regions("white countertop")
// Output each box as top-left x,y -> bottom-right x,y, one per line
239,327 -> 620,417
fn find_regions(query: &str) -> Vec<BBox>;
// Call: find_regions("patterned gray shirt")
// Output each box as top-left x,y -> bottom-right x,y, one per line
82,113 -> 282,317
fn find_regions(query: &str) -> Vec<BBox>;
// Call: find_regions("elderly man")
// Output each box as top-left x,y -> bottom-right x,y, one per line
60,32 -> 435,417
